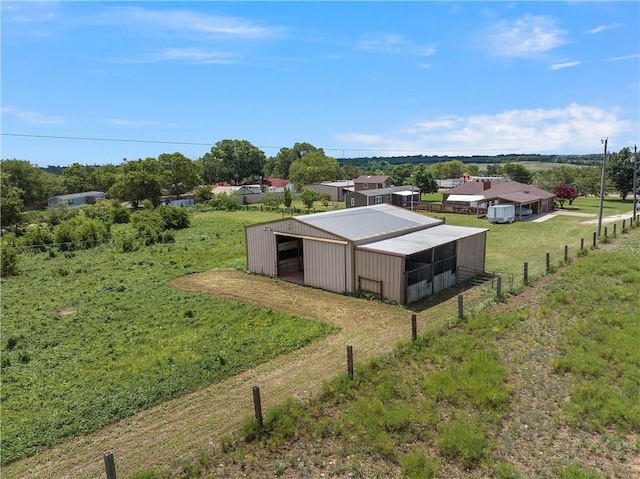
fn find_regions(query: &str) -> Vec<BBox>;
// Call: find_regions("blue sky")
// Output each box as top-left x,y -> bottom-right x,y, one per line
2,1 -> 639,167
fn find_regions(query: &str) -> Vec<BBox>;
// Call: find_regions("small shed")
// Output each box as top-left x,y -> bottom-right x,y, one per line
345,185 -> 420,209
245,204 -> 487,304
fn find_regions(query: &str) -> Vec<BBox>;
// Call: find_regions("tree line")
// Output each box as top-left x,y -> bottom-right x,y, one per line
1,140 -> 637,234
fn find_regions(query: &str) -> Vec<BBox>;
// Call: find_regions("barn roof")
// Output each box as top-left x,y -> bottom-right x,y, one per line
356,224 -> 488,256
445,180 -> 555,203
354,175 -> 394,184
296,204 -> 441,242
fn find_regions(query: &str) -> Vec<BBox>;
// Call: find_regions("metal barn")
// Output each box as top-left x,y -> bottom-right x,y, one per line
245,204 -> 487,304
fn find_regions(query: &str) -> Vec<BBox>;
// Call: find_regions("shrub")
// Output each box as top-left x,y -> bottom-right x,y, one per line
1,241 -> 19,277
131,209 -> 164,245
22,224 -> 53,251
157,205 -> 189,230
436,416 -> 487,469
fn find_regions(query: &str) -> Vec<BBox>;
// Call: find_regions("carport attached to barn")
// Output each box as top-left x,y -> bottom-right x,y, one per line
356,225 -> 487,303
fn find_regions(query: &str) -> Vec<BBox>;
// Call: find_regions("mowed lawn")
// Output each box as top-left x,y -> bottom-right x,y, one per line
1,197 -> 636,465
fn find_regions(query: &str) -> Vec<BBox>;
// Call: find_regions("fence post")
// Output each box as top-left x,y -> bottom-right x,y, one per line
104,451 -> 117,479
347,345 -> 354,380
564,245 -> 568,263
496,275 -> 502,297
411,314 -> 417,340
623,219 -> 626,230
580,238 -> 584,251
592,232 -> 597,248
604,226 -> 608,238
613,223 -> 617,236
546,252 -> 550,273
523,262 -> 529,285
252,386 -> 263,427
457,294 -> 464,320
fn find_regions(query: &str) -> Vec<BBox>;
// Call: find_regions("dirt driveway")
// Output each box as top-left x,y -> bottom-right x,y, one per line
5,270 -> 479,479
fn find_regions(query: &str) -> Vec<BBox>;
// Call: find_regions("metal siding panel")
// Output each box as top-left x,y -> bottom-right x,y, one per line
246,225 -> 277,275
303,241 -> 346,292
457,233 -> 486,271
355,251 -> 403,303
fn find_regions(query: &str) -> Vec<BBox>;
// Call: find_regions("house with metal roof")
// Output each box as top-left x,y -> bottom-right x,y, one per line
245,204 -> 487,304
443,180 -> 555,220
304,180 -> 355,202
345,185 -> 420,209
47,191 -> 106,208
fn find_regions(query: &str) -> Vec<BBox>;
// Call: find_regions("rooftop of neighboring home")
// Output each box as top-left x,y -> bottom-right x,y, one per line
444,180 -> 555,203
354,175 -> 395,184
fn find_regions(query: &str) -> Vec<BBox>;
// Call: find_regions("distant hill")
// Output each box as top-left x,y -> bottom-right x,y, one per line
339,153 -> 601,167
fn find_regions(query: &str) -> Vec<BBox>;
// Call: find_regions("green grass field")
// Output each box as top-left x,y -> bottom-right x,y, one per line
1,198 -> 637,466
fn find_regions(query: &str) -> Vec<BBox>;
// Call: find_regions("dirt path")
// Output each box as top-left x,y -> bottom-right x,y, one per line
5,270 -> 478,479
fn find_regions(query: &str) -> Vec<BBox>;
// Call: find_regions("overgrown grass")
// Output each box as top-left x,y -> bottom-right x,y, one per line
0,210 -> 337,464
549,236 -> 640,434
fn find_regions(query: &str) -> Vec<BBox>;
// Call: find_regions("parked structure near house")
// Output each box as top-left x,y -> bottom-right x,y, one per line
487,204 -> 516,224
212,185 -> 264,205
353,175 -> 395,191
345,185 -> 420,209
443,180 -> 555,220
305,180 -> 354,202
47,191 -> 106,208
245,204 -> 487,304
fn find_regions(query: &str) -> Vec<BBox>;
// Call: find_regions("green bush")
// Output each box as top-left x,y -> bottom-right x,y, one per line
157,205 -> 190,230
131,209 -> 164,245
22,224 -> 53,251
1,241 -> 19,277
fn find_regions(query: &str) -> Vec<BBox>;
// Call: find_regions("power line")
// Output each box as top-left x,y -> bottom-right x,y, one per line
1,132 -> 531,155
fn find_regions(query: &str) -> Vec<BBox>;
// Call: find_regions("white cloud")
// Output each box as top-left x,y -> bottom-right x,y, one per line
335,104 -> 635,156
1,1 -> 58,24
587,24 -> 621,34
149,48 -> 236,64
606,53 -> 640,62
109,6 -> 284,39
1,106 -> 65,125
356,33 -> 436,57
549,61 -> 581,71
484,15 -> 567,58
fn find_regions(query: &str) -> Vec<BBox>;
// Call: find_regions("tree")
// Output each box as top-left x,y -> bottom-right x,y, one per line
341,164 -> 363,179
194,185 -> 213,202
0,159 -> 64,209
109,158 -> 170,208
265,142 -> 323,179
288,151 -> 342,191
0,173 -> 24,231
429,160 -> 465,180
158,152 -> 202,197
606,147 -> 634,199
534,165 -> 577,192
573,167 -> 604,197
201,140 -> 265,185
283,188 -> 293,208
412,165 -> 438,195
299,189 -> 319,209
62,163 -> 99,193
485,164 -> 502,176
552,183 -> 579,208
502,163 -> 533,184
389,163 -> 414,185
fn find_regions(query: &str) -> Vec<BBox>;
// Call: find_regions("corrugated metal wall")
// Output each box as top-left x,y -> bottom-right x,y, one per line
303,240 -> 347,293
245,224 -> 278,275
355,250 -> 404,303
456,232 -> 486,271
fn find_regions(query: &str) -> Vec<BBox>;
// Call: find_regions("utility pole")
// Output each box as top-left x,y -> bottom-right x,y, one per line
632,145 -> 638,223
597,138 -> 608,238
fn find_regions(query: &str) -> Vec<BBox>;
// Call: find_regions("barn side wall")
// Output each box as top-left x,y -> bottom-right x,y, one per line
456,232 -> 487,272
354,250 -> 403,303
